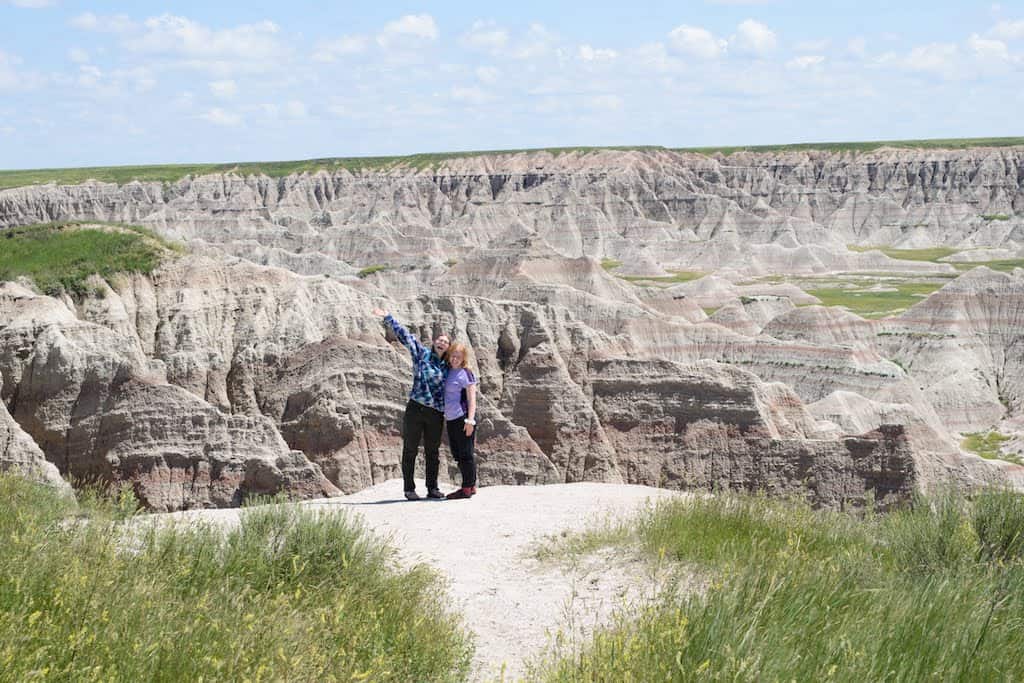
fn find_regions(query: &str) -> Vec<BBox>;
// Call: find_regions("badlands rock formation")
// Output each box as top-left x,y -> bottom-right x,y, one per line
0,371 -> 70,493
1,147 -> 1021,280
1,145 -> 1022,508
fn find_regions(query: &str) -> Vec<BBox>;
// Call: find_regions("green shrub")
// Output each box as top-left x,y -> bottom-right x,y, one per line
0,473 -> 472,682
881,492 -> 978,572
972,488 -> 1024,563
0,222 -> 180,298
962,431 -> 1019,463
534,490 -> 1024,682
357,264 -> 389,278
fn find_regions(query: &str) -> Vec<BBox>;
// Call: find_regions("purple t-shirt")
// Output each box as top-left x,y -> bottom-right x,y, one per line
443,368 -> 477,420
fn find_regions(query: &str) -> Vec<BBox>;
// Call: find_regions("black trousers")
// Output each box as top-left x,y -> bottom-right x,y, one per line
446,416 -> 477,488
402,400 -> 444,492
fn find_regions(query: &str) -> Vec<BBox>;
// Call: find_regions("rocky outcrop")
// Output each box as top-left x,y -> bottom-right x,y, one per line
3,143 -> 1023,508
590,359 -> 915,506
0,371 -> 70,492
0,280 -> 340,511
877,267 -> 1024,431
3,248 -> 992,508
2,147 -> 1020,279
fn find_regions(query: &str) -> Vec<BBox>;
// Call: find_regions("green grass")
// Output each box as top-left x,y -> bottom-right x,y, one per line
847,245 -> 959,262
0,221 -> 182,298
954,258 -> 1024,273
680,136 -> 1024,155
702,307 -> 719,317
0,146 -> 665,190
962,431 -> 1021,465
3,137 -> 1021,190
845,245 -> 1024,274
356,264 -> 390,278
534,490 -> 1024,682
982,214 -> 1013,221
0,474 -> 472,682
805,279 -> 944,318
599,258 -> 622,271
619,270 -> 705,285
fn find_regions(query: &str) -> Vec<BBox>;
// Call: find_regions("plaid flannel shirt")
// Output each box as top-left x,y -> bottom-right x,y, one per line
385,314 -> 447,411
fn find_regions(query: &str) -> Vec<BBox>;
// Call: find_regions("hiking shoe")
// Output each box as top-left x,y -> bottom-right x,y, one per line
404,490 -> 420,501
446,487 -> 474,500
426,488 -> 446,499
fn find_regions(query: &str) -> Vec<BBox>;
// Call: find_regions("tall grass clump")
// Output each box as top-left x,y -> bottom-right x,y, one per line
0,474 -> 472,681
0,222 -> 180,298
535,489 -> 1024,681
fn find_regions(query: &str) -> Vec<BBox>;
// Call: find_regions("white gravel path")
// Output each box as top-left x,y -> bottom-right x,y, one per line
158,479 -> 683,682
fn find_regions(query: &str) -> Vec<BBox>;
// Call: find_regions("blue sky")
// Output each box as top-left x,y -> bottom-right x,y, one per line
1,1 -> 1022,169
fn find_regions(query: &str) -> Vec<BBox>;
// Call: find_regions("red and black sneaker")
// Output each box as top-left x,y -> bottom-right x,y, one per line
446,487 -> 474,500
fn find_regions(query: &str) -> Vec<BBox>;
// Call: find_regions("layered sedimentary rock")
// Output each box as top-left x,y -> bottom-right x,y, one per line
1,147 -> 1020,280
0,371 -> 70,492
590,359 -> 915,506
877,268 -> 1024,432
2,146 -> 1023,507
0,280 -> 339,511
1,249 -> 979,508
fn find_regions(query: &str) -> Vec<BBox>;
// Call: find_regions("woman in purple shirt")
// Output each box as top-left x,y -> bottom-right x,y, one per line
443,342 -> 478,499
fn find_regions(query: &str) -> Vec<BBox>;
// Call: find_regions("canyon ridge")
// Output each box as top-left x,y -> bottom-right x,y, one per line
2,145 -> 1023,510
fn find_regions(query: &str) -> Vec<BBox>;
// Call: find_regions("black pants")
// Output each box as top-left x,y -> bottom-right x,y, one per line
446,416 -> 477,488
402,400 -> 444,492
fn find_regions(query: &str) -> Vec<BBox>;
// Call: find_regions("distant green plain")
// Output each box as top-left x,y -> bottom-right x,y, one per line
2,136 -> 1023,190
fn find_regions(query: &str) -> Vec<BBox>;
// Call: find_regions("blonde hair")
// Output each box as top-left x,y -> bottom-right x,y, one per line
445,342 -> 476,372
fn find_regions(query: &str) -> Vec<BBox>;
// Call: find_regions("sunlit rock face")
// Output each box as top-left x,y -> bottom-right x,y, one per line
2,147 -> 1021,277
1,145 -> 1022,507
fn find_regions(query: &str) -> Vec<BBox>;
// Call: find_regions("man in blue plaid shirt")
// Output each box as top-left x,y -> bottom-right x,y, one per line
374,308 -> 450,500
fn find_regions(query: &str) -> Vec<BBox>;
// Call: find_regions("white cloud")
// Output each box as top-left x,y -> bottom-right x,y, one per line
284,100 -> 307,118
126,15 -> 283,61
631,42 -> 685,72
0,125 -> 14,135
731,19 -> 777,56
795,39 -> 830,52
968,33 -> 1010,62
511,23 -> 558,60
326,99 -> 348,117
77,64 -> 102,87
668,25 -> 726,59
312,35 -> 368,62
68,47 -> 90,63
992,20 -> 1024,40
73,64 -> 155,94
377,14 -> 438,48
847,36 -> 868,57
902,43 -> 959,76
451,85 -> 493,105
119,66 -> 156,93
460,20 -> 508,52
786,55 -> 825,70
586,94 -> 623,110
70,12 -> 137,33
578,44 -> 618,61
0,50 -> 22,89
475,66 -> 499,84
200,107 -> 241,126
209,79 -> 238,98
